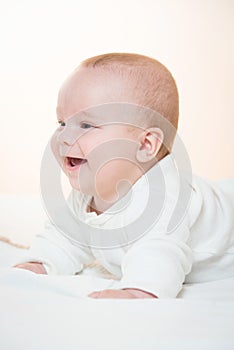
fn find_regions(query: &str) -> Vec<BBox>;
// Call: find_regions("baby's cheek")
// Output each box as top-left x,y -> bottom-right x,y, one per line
50,132 -> 59,155
50,133 -> 64,165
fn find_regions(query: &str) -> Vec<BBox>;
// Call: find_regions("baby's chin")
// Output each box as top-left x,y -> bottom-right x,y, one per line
68,175 -> 93,196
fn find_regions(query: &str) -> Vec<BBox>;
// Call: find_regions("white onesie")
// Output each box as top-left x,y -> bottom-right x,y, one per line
16,154 -> 234,298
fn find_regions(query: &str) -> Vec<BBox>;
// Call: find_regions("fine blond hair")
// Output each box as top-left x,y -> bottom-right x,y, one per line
80,52 -> 179,159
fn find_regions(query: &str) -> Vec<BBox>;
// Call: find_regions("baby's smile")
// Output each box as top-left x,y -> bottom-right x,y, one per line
65,156 -> 87,172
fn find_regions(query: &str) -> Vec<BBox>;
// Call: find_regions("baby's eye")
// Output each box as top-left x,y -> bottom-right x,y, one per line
58,121 -> 66,127
80,122 -> 94,129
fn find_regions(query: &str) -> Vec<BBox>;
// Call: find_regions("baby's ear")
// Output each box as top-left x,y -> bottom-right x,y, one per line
136,127 -> 164,163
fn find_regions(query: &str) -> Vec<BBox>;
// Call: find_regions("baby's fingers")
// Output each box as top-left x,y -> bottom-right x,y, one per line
87,289 -> 136,299
88,291 -> 101,298
13,262 -> 47,274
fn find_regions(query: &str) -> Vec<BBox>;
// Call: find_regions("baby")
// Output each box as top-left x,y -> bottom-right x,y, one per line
14,53 -> 234,299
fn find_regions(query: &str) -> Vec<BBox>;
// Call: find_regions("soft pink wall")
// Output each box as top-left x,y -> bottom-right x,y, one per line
0,0 -> 233,194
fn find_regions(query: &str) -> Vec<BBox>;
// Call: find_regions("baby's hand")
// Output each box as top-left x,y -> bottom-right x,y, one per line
88,288 -> 157,299
13,262 -> 47,274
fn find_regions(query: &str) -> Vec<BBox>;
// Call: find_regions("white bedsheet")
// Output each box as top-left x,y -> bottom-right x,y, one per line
0,241 -> 234,350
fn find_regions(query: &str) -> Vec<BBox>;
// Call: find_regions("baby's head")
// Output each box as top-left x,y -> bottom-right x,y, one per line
52,53 -> 179,205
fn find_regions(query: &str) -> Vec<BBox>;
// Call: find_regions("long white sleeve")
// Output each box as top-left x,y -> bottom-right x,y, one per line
117,226 -> 193,298
23,219 -> 94,275
15,190 -> 94,275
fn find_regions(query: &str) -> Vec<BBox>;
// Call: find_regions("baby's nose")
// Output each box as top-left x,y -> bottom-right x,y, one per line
57,125 -> 80,146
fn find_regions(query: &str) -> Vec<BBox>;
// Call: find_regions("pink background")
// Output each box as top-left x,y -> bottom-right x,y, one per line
0,0 -> 233,194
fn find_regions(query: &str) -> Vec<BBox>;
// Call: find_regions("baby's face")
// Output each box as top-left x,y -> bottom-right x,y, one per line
52,67 -> 143,201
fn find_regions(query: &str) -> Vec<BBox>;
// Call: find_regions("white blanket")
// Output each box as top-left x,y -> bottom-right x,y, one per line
0,241 -> 234,350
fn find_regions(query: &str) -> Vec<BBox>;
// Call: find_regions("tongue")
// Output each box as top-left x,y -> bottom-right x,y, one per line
70,158 -> 83,166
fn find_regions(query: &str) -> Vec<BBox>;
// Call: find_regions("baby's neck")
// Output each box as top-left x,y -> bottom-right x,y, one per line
87,180 -> 135,216
87,193 -> 124,216
86,165 -> 152,215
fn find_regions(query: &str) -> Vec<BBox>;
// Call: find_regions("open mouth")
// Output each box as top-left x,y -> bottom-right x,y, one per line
65,157 -> 87,170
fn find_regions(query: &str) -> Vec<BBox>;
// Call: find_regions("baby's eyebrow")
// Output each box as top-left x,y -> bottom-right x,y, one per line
80,110 -> 103,121
72,110 -> 104,124
56,109 -> 108,125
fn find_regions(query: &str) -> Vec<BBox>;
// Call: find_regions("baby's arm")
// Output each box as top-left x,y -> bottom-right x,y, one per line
13,190 -> 94,274
118,231 -> 192,298
12,219 -> 94,275
88,225 -> 192,299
